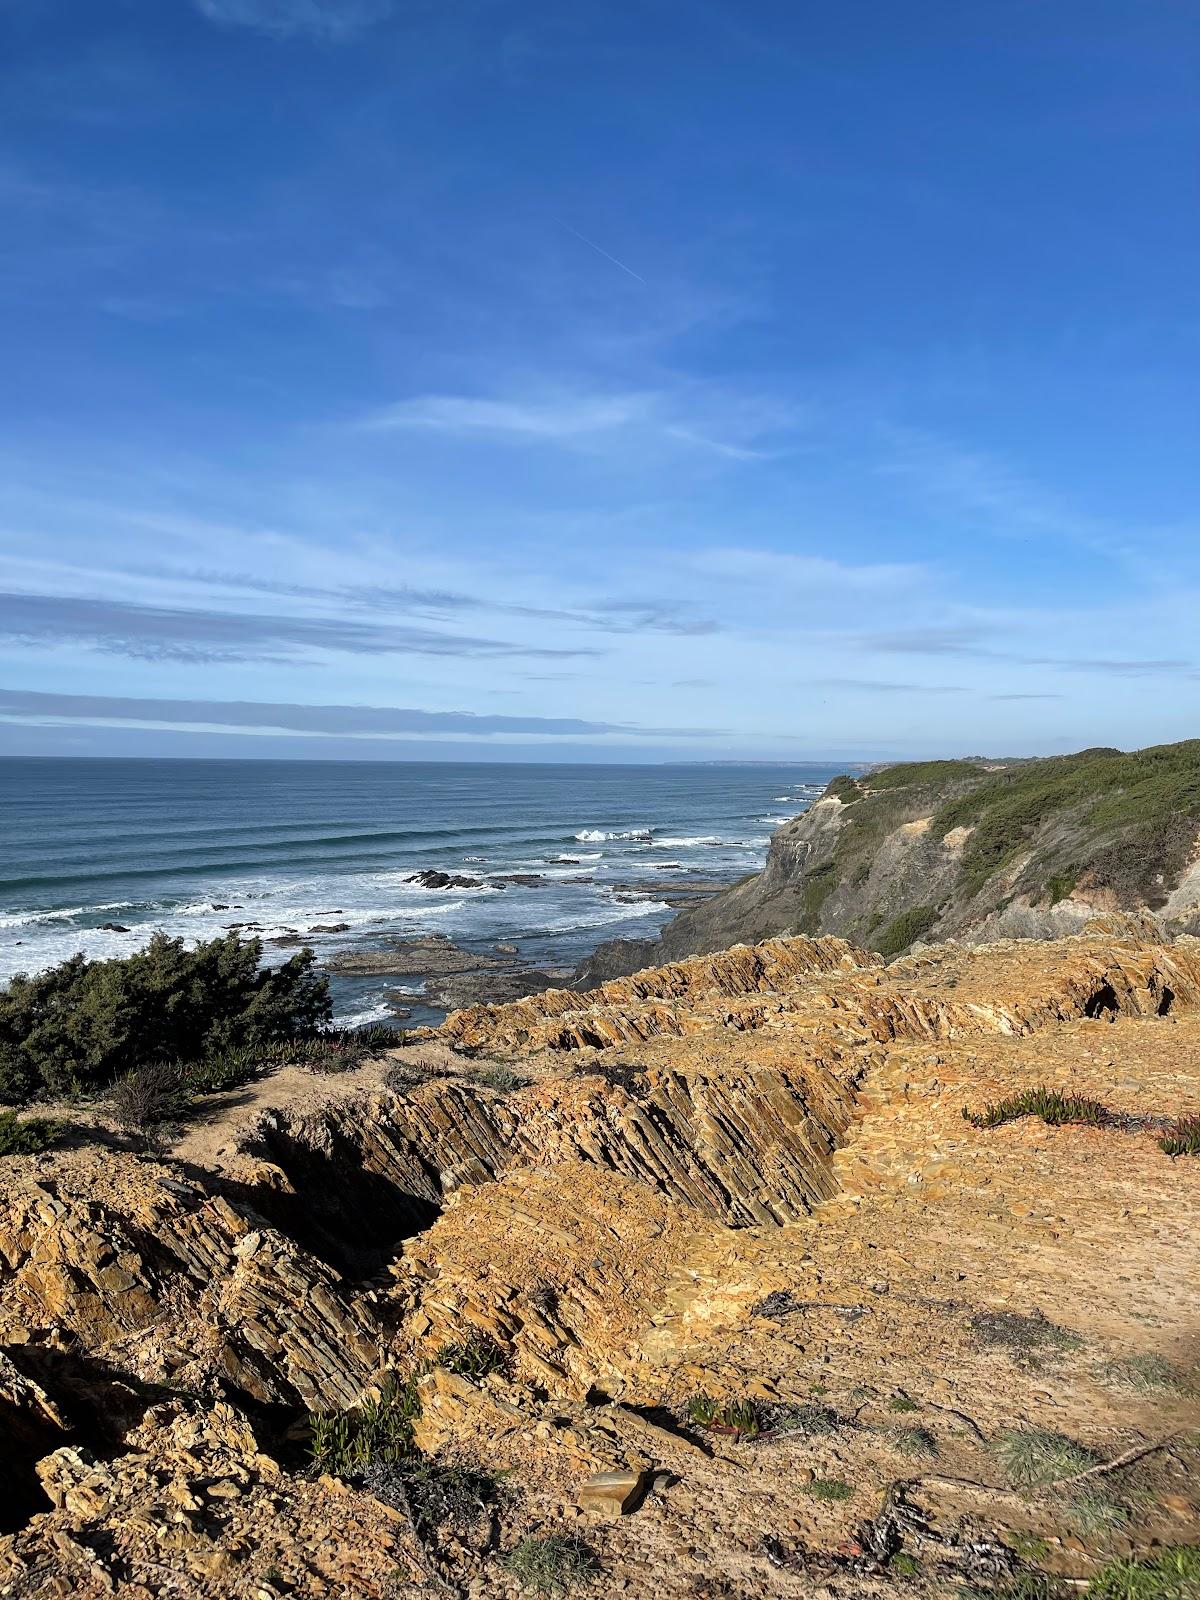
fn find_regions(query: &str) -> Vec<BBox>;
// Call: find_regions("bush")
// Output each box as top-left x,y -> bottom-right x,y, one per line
503,1534 -> 597,1595
963,1088 -> 1111,1130
0,1108 -> 65,1155
0,933 -> 331,1103
108,1061 -> 194,1136
877,905 -> 939,958
361,1456 -> 505,1536
826,775 -> 864,804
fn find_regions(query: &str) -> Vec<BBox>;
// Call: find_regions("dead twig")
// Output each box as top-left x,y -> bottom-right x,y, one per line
1049,1434 -> 1179,1488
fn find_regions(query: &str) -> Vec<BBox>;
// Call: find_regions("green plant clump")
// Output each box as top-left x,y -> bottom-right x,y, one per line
686,1394 -> 761,1435
826,775 -> 864,804
0,1108 -> 65,1155
502,1533 -> 598,1596
804,1477 -> 854,1501
889,1425 -> 939,1458
1088,1547 -> 1200,1600
963,1088 -> 1112,1130
309,1374 -> 422,1476
877,905 -> 939,958
0,932 -> 332,1103
1159,1116 -> 1200,1158
434,1337 -> 509,1382
994,1428 -> 1099,1487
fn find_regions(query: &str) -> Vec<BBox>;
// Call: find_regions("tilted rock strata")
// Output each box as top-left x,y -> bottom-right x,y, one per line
0,1162 -> 384,1411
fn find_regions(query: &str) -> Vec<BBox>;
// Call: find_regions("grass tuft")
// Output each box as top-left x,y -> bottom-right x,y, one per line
1101,1352 -> 1187,1393
963,1088 -> 1112,1130
1088,1547 -> 1200,1600
889,1425 -> 939,1458
994,1428 -> 1099,1487
1067,1488 -> 1129,1535
502,1533 -> 598,1595
971,1309 -> 1082,1355
803,1477 -> 854,1501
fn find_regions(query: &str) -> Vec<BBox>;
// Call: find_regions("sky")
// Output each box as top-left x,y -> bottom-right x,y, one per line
1,0 -> 1198,763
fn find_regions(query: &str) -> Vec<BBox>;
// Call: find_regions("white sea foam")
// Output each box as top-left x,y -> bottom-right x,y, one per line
573,828 -> 652,842
330,999 -> 403,1029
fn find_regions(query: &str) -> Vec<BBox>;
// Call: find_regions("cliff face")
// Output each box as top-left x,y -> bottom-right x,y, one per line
606,744 -> 1200,973
2,928 -> 1200,1596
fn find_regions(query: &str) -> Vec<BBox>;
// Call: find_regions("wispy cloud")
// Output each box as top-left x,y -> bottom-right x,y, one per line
191,0 -> 394,40
361,391 -> 654,441
855,624 -> 1003,656
990,693 -> 1064,700
878,425 -> 1110,552
0,592 -> 599,664
588,599 -> 721,636
357,385 -> 801,461
694,548 -> 926,592
0,687 -> 715,740
810,677 -> 964,694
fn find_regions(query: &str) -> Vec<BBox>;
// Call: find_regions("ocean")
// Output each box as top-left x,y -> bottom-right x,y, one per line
0,758 -> 844,1027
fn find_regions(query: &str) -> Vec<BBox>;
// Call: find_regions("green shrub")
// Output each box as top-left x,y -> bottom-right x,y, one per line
1159,1116 -> 1200,1158
0,933 -> 331,1103
877,905 -> 939,958
108,1060 -> 195,1136
826,775 -> 864,804
867,760 -> 987,791
503,1533 -> 598,1595
964,1088 -> 1111,1130
0,1108 -> 65,1155
309,1374 -> 422,1476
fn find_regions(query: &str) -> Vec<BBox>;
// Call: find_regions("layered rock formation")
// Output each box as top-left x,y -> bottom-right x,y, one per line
2,928 -> 1199,1597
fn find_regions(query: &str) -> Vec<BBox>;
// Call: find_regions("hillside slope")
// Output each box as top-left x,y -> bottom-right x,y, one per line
597,742 -> 1200,973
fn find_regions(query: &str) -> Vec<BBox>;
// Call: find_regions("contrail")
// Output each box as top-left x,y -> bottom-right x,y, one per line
562,224 -> 646,284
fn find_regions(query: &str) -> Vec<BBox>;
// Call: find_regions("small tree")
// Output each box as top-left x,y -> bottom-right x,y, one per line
0,933 -> 331,1103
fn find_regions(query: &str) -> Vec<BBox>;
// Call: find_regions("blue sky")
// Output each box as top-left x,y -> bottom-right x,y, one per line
1,0 -> 1197,762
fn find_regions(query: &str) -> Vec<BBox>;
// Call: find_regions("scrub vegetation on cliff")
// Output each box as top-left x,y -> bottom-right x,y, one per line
612,739 -> 1200,973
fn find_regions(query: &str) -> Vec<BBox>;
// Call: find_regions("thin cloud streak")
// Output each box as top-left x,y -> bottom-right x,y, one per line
0,688 -> 722,740
0,592 -> 601,663
192,0 -> 394,40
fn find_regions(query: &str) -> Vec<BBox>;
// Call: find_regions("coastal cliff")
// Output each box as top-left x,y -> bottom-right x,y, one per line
582,742 -> 1200,979
2,927 -> 1199,1594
